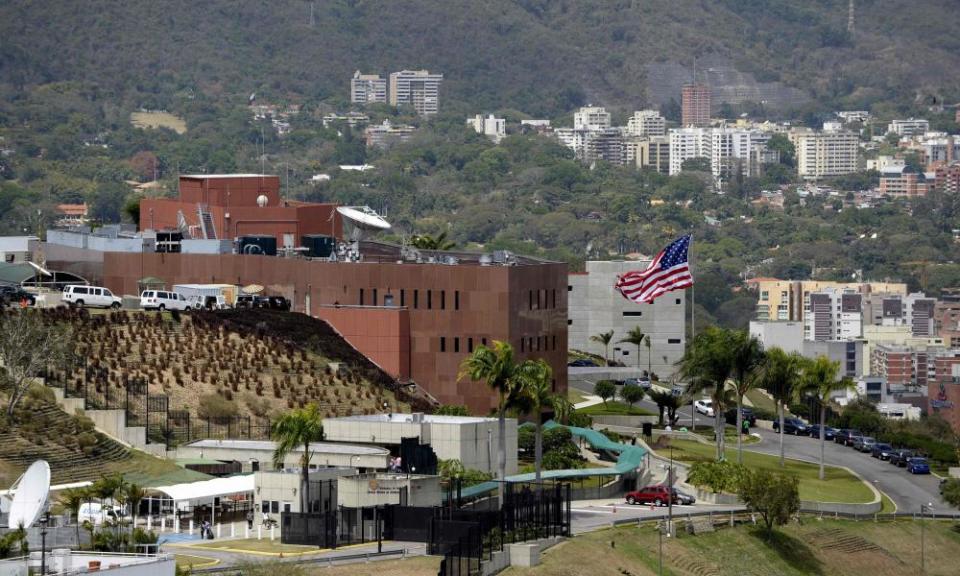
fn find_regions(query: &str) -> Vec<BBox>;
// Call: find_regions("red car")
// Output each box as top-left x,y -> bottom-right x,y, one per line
625,485 -> 677,506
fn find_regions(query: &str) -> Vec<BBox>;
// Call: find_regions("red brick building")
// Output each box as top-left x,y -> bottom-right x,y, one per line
928,352 -> 960,432
681,84 -> 711,127
140,175 -> 342,243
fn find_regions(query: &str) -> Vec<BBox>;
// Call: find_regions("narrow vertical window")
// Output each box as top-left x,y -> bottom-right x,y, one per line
359,289 -> 364,306
400,289 -> 406,307
454,337 -> 460,353
414,290 -> 419,309
441,290 -> 446,310
468,337 -> 474,353
372,288 -> 378,306
455,290 -> 460,310
440,337 -> 446,352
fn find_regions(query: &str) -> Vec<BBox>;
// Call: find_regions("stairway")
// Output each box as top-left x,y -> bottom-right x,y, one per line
197,204 -> 217,240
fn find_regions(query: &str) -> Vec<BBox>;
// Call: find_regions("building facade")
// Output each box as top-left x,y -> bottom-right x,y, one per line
887,118 -> 930,138
681,84 -> 711,127
573,106 -> 611,131
748,278 -> 907,323
805,289 -> 862,341
568,261 -> 686,378
467,114 -> 506,143
793,127 -> 859,180
389,70 -> 443,116
626,110 -> 666,137
634,136 -> 670,174
878,166 -> 928,197
364,119 -> 416,148
350,71 -> 387,104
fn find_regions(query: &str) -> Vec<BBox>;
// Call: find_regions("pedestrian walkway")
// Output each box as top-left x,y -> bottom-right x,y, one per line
573,395 -> 604,409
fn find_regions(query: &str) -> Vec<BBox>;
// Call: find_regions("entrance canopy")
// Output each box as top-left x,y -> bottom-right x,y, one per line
151,474 -> 254,504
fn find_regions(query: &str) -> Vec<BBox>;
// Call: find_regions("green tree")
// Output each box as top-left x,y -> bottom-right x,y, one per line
58,486 -> 89,548
765,134 -> 796,168
729,331 -> 766,463
513,358 -> 555,486
590,330 -> 615,365
758,348 -> 805,467
620,382 -> 645,410
618,326 -> 645,368
738,469 -> 800,539
801,356 -> 855,480
459,341 -> 523,507
681,156 -> 711,173
649,389 -> 682,427
942,478 -> 960,509
678,326 -> 736,460
593,380 -> 616,406
434,404 -> 470,416
410,231 -> 456,250
271,403 -> 325,514
551,395 -> 573,425
124,483 -> 146,540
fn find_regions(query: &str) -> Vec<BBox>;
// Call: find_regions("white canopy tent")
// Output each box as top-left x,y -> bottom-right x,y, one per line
152,475 -> 254,504
143,475 -> 255,524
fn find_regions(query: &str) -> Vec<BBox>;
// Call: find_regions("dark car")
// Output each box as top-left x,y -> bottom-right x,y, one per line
671,488 -> 696,505
889,449 -> 916,467
845,432 -> 865,448
568,359 -> 598,367
625,485 -> 677,506
263,295 -> 291,311
773,417 -> 808,435
870,443 -> 895,460
834,429 -> 862,445
0,285 -> 36,307
853,436 -> 876,452
806,425 -> 837,440
906,457 -> 931,474
235,294 -> 261,308
725,407 -> 757,427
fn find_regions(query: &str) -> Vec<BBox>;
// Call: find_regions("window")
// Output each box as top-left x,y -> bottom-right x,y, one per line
675,298 -> 681,305
668,338 -> 681,344
261,501 -> 269,513
271,501 -> 279,514
359,289 -> 365,306
536,336 -> 541,351
440,337 -> 446,352
528,337 -> 533,351
441,291 -> 446,310
568,319 -> 573,325
760,291 -> 769,301
414,290 -> 419,309
427,290 -> 432,310
400,289 -> 406,307
520,338 -> 525,352
455,290 -> 460,310
623,311 -> 643,317
454,337 -> 460,353
468,337 -> 474,353
372,288 -> 378,306
567,285 -> 572,292
553,335 -> 557,350
4,255 -> 12,263
529,290 -> 533,310
552,289 -> 557,308
482,338 -> 487,347
537,290 -> 541,310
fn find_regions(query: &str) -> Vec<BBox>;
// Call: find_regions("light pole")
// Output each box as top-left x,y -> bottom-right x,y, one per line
921,502 -> 933,574
667,444 -> 674,537
40,512 -> 49,575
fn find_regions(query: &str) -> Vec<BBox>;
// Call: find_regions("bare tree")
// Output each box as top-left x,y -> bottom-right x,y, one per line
0,310 -> 71,418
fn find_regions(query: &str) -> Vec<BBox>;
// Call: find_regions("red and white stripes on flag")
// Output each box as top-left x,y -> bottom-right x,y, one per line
615,235 -> 693,304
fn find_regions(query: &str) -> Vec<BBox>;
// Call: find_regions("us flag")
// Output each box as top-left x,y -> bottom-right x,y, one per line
615,235 -> 694,304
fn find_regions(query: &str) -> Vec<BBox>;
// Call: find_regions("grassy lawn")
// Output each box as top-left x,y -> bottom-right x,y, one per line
130,111 -> 187,134
745,389 -> 777,413
504,519 -> 960,576
580,401 -> 655,416
105,450 -> 210,487
184,537 -> 324,554
174,554 -> 218,569
666,439 -> 874,504
567,388 -> 588,404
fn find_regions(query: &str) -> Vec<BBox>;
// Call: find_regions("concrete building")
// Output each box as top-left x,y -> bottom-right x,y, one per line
805,289 -> 862,341
864,293 -> 937,336
554,128 -> 591,159
626,110 -> 666,137
0,235 -> 38,264
255,468 -> 342,515
323,413 -> 518,476
573,106 -> 611,131
389,70 -> 443,116
929,350 -> 960,432
668,127 -> 709,175
175,439 -> 390,472
681,84 -> 711,127
887,118 -> 930,138
920,134 -> 959,165
350,71 -> 388,104
748,320 -> 862,378
468,114 -> 506,143
878,165 -> 928,197
936,290 -> 960,348
747,278 -> 908,323
669,127 -> 763,186
793,126 -> 859,180
584,129 -> 626,166
568,260 -> 686,378
749,320 -> 804,354
933,163 -> 960,195
634,136 -> 670,174
364,119 -> 416,148
322,112 -> 370,128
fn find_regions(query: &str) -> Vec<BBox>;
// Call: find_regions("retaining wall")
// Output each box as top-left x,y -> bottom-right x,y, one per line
482,536 -> 564,576
592,415 -> 659,427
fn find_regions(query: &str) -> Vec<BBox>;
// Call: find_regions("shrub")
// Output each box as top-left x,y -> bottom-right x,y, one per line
687,460 -> 748,494
738,468 -> 800,537
567,411 -> 592,429
197,393 -> 238,420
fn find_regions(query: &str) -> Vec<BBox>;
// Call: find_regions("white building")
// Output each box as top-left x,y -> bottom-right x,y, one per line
668,127 -> 709,175
626,110 -> 666,137
837,111 -> 871,123
568,260 -> 686,377
323,413 -> 517,476
805,288 -> 863,341
888,118 -> 930,138
573,106 -> 611,131
0,236 -> 38,264
669,127 -> 758,186
175,439 -> 390,472
255,468 -> 341,515
555,128 -> 592,160
793,126 -> 859,180
749,320 -> 804,354
389,70 -> 443,116
350,71 -> 387,104
467,114 -> 506,143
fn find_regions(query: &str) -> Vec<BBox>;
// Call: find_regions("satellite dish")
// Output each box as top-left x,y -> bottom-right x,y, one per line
8,460 -> 50,528
257,195 -> 269,208
336,206 -> 391,241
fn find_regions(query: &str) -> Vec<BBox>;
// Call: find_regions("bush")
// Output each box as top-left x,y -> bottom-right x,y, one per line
434,404 -> 471,416
567,411 -> 592,428
751,407 -> 777,421
197,393 -> 238,420
687,460 -> 748,494
738,469 -> 800,537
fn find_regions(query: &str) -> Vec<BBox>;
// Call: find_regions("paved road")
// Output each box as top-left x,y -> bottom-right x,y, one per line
570,500 -> 742,534
745,429 -> 945,513
569,379 -> 715,428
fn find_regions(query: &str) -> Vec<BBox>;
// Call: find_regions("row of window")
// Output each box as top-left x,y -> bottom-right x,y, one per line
360,288 -> 461,310
440,336 -> 487,353
436,335 -> 562,354
520,334 -> 559,353
529,289 -> 559,310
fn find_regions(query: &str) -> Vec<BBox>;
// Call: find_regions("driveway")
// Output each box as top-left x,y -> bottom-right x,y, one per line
745,429 -> 946,513
570,500 -> 742,534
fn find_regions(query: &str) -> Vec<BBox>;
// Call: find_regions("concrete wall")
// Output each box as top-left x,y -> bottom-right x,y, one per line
337,474 -> 441,508
174,443 -> 388,471
482,536 -> 563,576
255,469 -> 341,514
749,321 -> 804,354
315,305 -> 411,380
568,261 -> 685,378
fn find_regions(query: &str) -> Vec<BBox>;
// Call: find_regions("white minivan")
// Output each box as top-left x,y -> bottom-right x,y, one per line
140,290 -> 191,311
62,285 -> 122,309
78,502 -> 125,526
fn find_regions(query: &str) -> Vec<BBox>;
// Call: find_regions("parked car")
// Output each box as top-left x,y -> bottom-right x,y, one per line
140,290 -> 192,311
889,449 -> 916,467
62,285 -> 122,309
834,429 -> 862,445
671,488 -> 696,505
78,502 -> 125,526
805,425 -> 837,440
568,359 -> 598,367
773,417 -> 808,435
235,294 -> 261,308
622,377 -> 652,390
906,457 -> 931,474
725,407 -> 757,427
853,436 -> 877,452
870,443 -> 896,460
844,432 -> 865,448
625,485 -> 677,506
0,285 -> 36,307
694,399 -> 714,417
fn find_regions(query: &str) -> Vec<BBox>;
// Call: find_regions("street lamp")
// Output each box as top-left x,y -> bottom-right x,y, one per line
921,502 -> 933,574
40,512 -> 49,575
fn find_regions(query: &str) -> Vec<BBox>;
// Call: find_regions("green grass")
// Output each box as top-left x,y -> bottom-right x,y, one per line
174,554 -> 218,569
185,538 -> 321,554
504,519 -> 960,576
105,450 -> 210,487
580,401 -> 655,416
880,493 -> 897,514
567,388 -> 588,404
666,439 -> 874,504
745,389 -> 777,413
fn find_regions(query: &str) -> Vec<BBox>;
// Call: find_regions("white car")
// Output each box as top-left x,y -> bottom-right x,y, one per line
62,285 -> 122,309
694,399 -> 714,417
140,290 -> 191,311
78,502 -> 125,526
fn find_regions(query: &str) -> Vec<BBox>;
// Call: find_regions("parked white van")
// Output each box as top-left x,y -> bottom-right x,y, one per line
62,285 -> 122,309
78,502 -> 125,526
140,290 -> 191,311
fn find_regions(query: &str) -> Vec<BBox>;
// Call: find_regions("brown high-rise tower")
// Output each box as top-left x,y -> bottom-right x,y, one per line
681,84 -> 711,127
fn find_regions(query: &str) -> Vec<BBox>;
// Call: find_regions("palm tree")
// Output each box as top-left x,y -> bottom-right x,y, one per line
729,330 -> 766,464
644,335 -> 652,376
677,326 -> 735,460
124,484 -> 146,541
410,232 -> 456,250
551,396 -> 573,425
58,487 -> 89,548
590,330 -> 615,365
648,389 -> 681,427
513,359 -> 554,486
801,356 -> 855,480
618,327 -> 645,368
459,340 -> 522,508
272,403 -> 325,514
758,347 -> 805,467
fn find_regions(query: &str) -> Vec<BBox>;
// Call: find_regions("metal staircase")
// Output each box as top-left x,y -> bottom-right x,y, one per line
197,204 -> 217,239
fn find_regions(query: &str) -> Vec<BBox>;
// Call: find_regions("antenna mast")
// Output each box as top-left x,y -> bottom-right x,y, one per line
847,0 -> 855,34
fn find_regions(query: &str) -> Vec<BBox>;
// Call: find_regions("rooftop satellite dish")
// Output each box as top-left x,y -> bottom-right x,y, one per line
336,206 -> 391,241
7,460 -> 50,528
256,194 -> 269,208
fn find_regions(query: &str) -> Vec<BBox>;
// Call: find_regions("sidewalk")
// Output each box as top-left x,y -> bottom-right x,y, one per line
164,539 -> 427,569
574,395 -> 604,409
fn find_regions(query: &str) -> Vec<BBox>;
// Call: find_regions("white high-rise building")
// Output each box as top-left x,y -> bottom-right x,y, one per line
805,288 -> 863,341
888,118 -> 930,138
389,70 -> 444,116
668,127 -> 710,175
669,127 -> 759,186
793,125 -> 859,180
467,114 -> 506,143
626,110 -> 666,137
573,106 -> 611,131
350,71 -> 387,104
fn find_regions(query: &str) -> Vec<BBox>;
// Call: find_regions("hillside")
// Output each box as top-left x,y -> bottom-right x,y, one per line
1,0 -> 958,116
